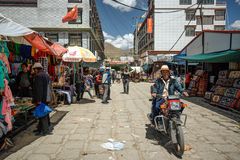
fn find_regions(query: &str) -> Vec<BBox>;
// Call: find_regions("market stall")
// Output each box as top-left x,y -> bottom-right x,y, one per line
0,14 -> 67,149
179,30 -> 240,112
56,46 -> 97,103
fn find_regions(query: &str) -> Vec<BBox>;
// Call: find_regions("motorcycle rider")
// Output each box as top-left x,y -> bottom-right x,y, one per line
150,65 -> 189,124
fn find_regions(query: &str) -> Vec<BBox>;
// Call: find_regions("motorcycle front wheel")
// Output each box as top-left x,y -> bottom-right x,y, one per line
174,125 -> 184,157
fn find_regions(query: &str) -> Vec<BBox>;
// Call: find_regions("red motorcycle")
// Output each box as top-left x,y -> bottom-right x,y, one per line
149,95 -> 188,157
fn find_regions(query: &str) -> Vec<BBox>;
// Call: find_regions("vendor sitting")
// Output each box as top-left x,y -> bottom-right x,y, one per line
16,63 -> 32,97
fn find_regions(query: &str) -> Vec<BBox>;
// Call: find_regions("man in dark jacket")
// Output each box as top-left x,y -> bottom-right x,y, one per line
122,67 -> 130,94
32,62 -> 51,135
150,65 -> 189,124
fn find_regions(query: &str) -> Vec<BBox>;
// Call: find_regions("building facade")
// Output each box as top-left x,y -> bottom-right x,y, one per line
0,0 -> 105,60
135,0 -> 226,64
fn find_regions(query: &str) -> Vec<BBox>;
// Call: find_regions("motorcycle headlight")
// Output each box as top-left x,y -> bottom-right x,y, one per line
170,102 -> 181,110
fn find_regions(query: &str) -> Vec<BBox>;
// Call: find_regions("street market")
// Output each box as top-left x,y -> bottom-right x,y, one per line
0,0 -> 240,160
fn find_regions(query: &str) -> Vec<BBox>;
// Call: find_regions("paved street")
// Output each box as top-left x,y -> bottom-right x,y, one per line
4,83 -> 240,160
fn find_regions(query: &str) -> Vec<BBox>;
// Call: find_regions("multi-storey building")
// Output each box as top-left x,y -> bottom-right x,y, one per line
135,0 -> 226,64
0,0 -> 105,60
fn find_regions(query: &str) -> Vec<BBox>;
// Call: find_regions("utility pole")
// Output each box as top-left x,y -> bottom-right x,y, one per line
132,16 -> 139,56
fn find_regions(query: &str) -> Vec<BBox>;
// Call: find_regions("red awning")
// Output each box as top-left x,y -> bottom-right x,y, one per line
24,33 -> 67,57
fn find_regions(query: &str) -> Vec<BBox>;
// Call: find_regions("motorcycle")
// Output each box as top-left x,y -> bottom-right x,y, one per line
148,95 -> 188,157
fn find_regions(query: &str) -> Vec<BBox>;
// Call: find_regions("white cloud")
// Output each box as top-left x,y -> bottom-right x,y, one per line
103,31 -> 114,40
103,0 -> 137,12
231,20 -> 240,29
236,0 -> 240,5
103,31 -> 134,50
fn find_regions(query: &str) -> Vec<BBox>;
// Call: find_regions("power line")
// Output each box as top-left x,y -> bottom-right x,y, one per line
112,0 -> 198,14
168,2 -> 202,51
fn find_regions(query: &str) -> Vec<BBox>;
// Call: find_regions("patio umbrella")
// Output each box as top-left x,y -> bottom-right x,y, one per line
62,46 -> 96,63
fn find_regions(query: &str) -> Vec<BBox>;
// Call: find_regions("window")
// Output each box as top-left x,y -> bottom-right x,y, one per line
180,0 -> 192,5
68,0 -> 82,3
68,8 -> 82,24
214,26 -> 225,30
186,10 -> 195,21
185,26 -> 195,36
69,33 -> 82,46
45,33 -> 58,42
0,0 -> 37,7
197,16 -> 214,25
215,10 -> 225,21
197,0 -> 214,4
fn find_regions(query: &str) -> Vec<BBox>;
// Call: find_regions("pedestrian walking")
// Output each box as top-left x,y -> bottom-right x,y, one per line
95,70 -> 103,98
112,70 -> 116,84
32,62 -> 52,136
101,67 -> 111,104
122,67 -> 130,94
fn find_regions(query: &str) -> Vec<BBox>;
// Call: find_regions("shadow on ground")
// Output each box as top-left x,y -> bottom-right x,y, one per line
77,98 -> 96,104
145,124 -> 182,159
183,97 -> 240,122
0,110 -> 68,159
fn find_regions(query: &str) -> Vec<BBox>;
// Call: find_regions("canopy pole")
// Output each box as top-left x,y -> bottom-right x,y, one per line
73,62 -> 76,85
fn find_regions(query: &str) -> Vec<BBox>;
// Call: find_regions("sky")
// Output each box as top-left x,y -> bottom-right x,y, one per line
96,0 -> 240,50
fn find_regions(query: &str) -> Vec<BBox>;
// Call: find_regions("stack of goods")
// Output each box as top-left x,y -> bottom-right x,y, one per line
205,70 -> 240,111
187,70 -> 208,96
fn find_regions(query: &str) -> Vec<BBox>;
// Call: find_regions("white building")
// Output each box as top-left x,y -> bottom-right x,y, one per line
136,0 -> 226,64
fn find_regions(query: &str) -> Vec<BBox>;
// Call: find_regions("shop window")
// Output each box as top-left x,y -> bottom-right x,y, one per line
69,33 -> 82,46
45,33 -> 58,42
68,0 -> 82,3
214,26 -> 225,31
180,0 -> 192,5
68,8 -> 82,24
197,16 -> 214,25
0,0 -> 37,7
215,10 -> 225,21
197,0 -> 214,4
185,26 -> 195,37
186,10 -> 195,21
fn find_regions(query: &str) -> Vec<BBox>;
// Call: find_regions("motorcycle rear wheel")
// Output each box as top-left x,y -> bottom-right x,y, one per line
174,125 -> 184,157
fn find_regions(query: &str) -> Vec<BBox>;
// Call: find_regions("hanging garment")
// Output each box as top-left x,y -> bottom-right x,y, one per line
20,44 -> 31,59
0,60 -> 9,91
7,42 -> 15,53
3,79 -> 13,103
1,98 -> 12,131
0,101 -> 4,119
11,63 -> 21,76
0,41 -> 10,58
8,52 -> 14,63
31,47 -> 36,57
14,43 -> 21,55
0,53 -> 11,73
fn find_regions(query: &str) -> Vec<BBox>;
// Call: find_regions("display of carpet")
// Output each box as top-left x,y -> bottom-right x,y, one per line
187,70 -> 208,97
204,70 -> 240,111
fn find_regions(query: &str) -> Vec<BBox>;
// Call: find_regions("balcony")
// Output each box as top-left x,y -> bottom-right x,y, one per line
216,1 -> 226,6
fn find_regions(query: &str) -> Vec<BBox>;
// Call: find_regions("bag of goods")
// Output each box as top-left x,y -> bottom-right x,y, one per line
229,71 -> 240,79
224,88 -> 240,99
218,97 -> 237,108
233,79 -> 240,89
218,70 -> 229,79
204,92 -> 213,100
195,70 -> 205,76
192,76 -> 200,81
210,86 -> 217,92
214,86 -> 227,96
210,95 -> 222,105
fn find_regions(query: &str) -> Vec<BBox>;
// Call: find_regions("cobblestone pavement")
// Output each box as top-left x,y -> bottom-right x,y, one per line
4,83 -> 240,160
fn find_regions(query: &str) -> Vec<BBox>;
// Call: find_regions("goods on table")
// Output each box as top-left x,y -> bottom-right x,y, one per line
205,70 -> 240,112
187,70 -> 208,97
